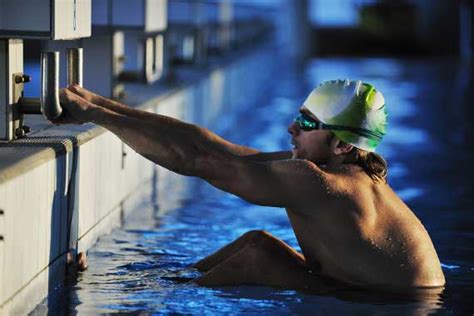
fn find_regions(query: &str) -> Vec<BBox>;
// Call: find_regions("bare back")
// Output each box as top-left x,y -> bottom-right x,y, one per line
286,165 -> 445,290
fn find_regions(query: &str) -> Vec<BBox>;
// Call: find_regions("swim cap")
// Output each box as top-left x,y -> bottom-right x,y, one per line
303,79 -> 387,152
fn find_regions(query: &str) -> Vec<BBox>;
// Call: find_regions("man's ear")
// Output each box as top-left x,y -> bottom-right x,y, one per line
330,137 -> 353,155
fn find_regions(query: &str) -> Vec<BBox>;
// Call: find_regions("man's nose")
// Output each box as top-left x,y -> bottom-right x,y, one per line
288,121 -> 299,135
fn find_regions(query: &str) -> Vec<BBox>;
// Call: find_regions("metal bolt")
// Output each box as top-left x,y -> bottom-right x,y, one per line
15,74 -> 32,84
0,209 -> 3,215
15,127 -> 25,138
117,90 -> 127,100
0,236 -> 3,241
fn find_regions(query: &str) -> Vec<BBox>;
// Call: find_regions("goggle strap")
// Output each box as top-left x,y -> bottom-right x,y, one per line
321,123 -> 384,141
294,114 -> 384,141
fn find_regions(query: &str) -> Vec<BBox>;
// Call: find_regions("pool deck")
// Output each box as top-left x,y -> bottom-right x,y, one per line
0,43 -> 277,315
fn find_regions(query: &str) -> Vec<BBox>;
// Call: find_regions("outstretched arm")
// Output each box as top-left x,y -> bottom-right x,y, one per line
68,85 -> 291,159
58,88 -> 327,207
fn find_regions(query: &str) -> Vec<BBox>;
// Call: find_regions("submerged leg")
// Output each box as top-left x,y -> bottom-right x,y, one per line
66,251 -> 88,276
194,230 -> 277,272
195,232 -> 321,290
76,252 -> 88,271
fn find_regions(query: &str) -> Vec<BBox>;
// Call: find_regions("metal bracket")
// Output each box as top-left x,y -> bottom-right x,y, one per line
0,208 -> 4,242
11,72 -> 27,139
9,48 -> 83,140
117,33 -> 165,84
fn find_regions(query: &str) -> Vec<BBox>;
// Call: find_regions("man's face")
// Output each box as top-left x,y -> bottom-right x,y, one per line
287,106 -> 332,163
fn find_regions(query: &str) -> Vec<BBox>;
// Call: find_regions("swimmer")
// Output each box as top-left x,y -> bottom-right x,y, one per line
55,80 -> 445,293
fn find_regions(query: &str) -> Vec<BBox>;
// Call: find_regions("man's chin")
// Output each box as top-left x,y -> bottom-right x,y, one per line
291,148 -> 299,159
291,148 -> 305,160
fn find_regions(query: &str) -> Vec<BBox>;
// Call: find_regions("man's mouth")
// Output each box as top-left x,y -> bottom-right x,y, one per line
291,140 -> 298,150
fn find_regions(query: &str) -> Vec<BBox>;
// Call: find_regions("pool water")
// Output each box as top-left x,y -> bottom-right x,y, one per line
36,58 -> 474,315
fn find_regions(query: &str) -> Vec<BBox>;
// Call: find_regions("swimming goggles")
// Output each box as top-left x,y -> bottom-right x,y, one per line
294,112 -> 384,142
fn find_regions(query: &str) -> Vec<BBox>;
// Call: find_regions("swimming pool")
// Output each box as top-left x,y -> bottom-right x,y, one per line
35,58 -> 474,315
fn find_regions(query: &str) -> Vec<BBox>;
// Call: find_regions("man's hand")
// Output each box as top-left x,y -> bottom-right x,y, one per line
67,84 -> 101,104
52,88 -> 99,125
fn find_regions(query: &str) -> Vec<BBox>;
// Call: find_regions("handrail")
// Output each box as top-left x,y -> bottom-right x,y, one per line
40,51 -> 62,119
67,48 -> 83,87
18,48 -> 83,120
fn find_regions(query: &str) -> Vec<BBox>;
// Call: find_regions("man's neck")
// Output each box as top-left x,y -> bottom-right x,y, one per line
325,154 -> 347,170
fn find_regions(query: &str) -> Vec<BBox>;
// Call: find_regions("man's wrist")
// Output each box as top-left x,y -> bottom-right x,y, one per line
92,93 -> 105,107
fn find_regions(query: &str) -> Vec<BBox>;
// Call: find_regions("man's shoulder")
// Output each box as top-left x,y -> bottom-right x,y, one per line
270,158 -> 331,180
322,165 -> 386,208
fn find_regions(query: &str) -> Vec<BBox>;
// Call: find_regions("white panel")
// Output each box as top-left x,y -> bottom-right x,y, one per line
210,69 -> 225,120
113,31 -> 125,75
219,0 -> 233,23
7,40 -> 22,138
77,132 -> 123,239
77,205 -> 121,254
0,182 -> 4,306
53,0 -> 91,39
0,158 -> 64,305
0,40 -> 6,140
0,0 -> 91,39
0,39 -> 23,141
145,0 -> 167,32
120,146 -> 154,197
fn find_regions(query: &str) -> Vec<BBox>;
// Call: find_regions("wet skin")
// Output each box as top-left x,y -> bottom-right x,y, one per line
56,85 -> 445,293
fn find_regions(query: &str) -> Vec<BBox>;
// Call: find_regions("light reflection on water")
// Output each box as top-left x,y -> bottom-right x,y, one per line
37,58 -> 473,315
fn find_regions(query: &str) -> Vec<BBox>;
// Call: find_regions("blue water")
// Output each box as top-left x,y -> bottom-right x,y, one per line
37,58 -> 474,315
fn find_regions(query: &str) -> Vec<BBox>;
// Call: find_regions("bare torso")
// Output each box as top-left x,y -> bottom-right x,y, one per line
286,165 -> 445,290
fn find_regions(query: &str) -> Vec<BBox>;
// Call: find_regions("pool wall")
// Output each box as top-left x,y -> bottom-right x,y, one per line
0,47 -> 276,315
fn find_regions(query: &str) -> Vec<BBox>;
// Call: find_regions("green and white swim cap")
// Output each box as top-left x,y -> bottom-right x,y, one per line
303,79 -> 387,152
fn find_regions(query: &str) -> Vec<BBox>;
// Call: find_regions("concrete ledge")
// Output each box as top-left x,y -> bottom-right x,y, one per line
0,44 -> 277,314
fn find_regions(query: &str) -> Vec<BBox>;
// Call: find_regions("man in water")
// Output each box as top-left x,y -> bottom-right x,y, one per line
56,79 -> 445,293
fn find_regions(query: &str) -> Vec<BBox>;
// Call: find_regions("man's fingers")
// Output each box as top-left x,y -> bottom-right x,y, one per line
67,84 -> 88,98
59,92 -> 68,105
67,84 -> 81,94
67,85 -> 98,104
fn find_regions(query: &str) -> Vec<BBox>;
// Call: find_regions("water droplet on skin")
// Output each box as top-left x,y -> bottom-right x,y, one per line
400,263 -> 405,267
